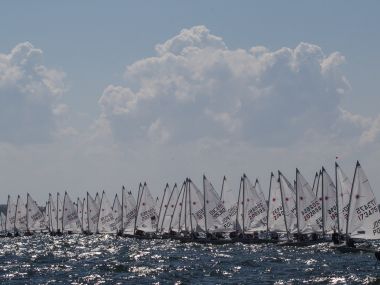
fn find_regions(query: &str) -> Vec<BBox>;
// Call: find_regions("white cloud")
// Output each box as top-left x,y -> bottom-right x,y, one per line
359,115 -> 380,145
155,26 -> 227,56
0,42 -> 66,144
99,25 -> 351,146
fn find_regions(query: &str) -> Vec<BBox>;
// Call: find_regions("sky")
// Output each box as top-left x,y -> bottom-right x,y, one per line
0,1 -> 379,204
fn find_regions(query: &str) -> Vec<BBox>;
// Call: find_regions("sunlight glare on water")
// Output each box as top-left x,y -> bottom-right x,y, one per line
0,235 -> 379,284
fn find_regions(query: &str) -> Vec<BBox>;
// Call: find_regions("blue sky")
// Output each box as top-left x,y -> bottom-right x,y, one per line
0,1 -> 379,204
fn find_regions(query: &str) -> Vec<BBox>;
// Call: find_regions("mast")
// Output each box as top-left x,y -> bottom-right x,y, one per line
56,192 -> 59,233
220,176 -> 226,198
235,178 -> 243,232
335,162 -> 340,235
14,195 -> 21,235
321,168 -> 325,237
177,182 -> 186,232
62,192 -> 67,233
48,194 -> 52,233
86,192 -> 90,233
134,183 -> 142,234
266,172 -> 274,237
184,182 -> 188,232
160,183 -> 177,231
121,186 -> 125,233
46,200 -> 49,233
296,169 -> 300,237
315,171 -> 321,198
76,197 -> 80,232
278,171 -> 290,240
312,172 -> 318,194
203,175 -> 208,234
157,184 -> 168,233
345,161 -> 359,239
26,193 -> 30,232
5,195 -> 10,234
188,180 -> 193,233
168,181 -> 185,231
242,175 -> 246,235
97,190 -> 105,234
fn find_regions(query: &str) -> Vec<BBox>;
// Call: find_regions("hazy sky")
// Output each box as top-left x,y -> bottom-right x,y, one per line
0,1 -> 379,204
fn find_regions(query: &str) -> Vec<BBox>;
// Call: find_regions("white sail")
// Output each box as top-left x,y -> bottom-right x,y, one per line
77,198 -> 84,231
95,193 -> 100,208
311,172 -> 320,195
278,171 -> 297,234
296,169 -> 322,234
57,193 -> 63,232
5,196 -> 16,233
321,168 -> 338,234
188,179 -> 206,232
135,183 -> 158,232
220,176 -> 238,232
112,194 -> 122,232
240,175 -> 268,232
62,192 -> 81,233
44,202 -> 50,232
82,197 -> 89,232
268,173 -> 287,233
347,162 -> 380,239
236,177 -> 244,232
203,175 -> 229,232
0,212 -> 5,232
15,195 -> 27,233
97,191 -> 117,233
255,178 -> 267,208
87,193 -> 100,234
335,162 -> 351,233
27,193 -> 45,232
178,184 -> 188,232
157,184 -> 170,233
122,186 -> 137,234
160,183 -> 180,233
168,182 -> 186,232
48,194 -> 58,233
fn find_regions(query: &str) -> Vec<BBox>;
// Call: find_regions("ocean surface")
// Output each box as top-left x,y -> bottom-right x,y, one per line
0,235 -> 379,284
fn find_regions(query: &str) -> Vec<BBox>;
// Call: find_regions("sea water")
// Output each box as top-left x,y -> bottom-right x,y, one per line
0,235 -> 379,284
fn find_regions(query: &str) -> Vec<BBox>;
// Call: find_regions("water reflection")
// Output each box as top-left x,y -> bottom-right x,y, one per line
0,235 -> 379,284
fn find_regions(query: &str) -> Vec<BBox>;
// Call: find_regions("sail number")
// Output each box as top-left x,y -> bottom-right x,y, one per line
356,199 -> 378,221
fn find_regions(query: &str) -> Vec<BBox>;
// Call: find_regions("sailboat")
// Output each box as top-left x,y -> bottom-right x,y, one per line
278,171 -> 297,238
97,190 -> 117,234
5,195 -> 16,236
112,194 -> 122,234
122,186 -> 138,236
62,192 -> 82,234
0,211 -> 5,236
236,175 -> 268,237
333,161 -> 380,258
14,195 -> 27,236
220,176 -> 238,233
134,183 -> 158,237
203,175 -> 229,234
167,181 -> 186,236
335,162 -> 351,235
156,184 -> 170,234
295,169 -> 322,237
311,172 -> 319,195
267,172 -> 287,239
87,192 -> 100,234
26,193 -> 46,234
320,168 -> 338,235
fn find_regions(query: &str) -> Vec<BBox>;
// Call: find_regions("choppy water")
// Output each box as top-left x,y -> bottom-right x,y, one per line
0,235 -> 379,284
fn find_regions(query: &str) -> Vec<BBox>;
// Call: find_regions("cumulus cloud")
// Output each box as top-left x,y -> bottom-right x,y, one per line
0,42 -> 66,144
99,26 -> 354,147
